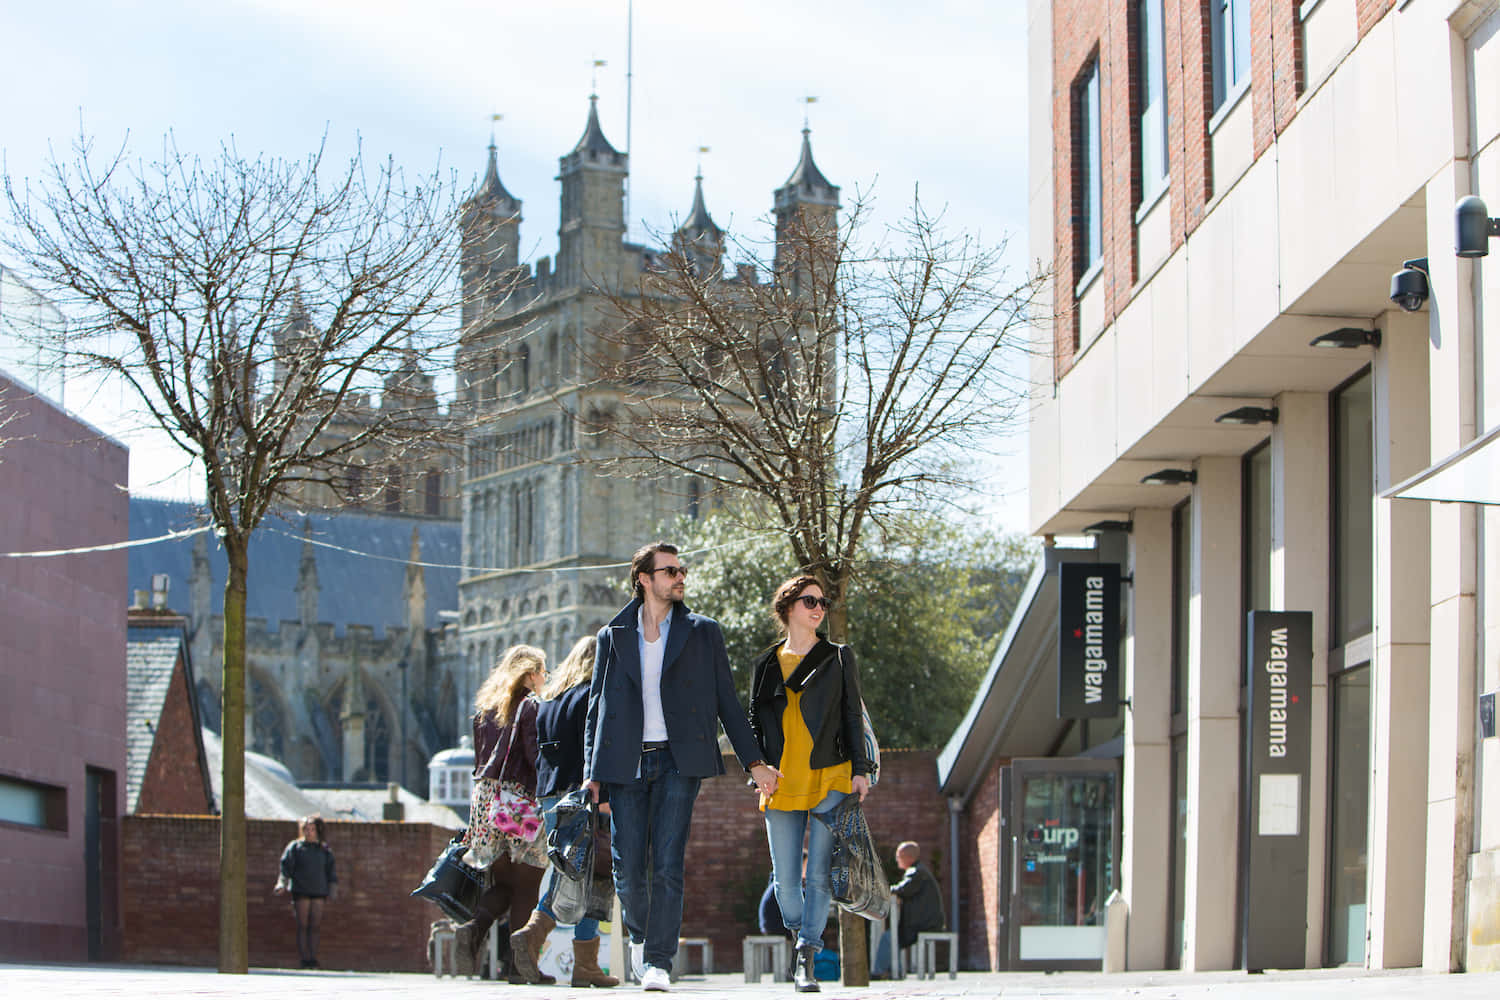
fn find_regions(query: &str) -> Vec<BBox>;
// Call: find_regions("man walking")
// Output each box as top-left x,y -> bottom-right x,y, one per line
585,541 -> 781,992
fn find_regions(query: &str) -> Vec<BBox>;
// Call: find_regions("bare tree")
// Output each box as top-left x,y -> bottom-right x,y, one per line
588,193 -> 1044,982
3,132 -> 471,972
594,193 -> 1043,630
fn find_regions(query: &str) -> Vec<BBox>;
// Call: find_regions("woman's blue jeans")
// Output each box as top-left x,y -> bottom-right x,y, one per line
535,793 -> 599,940
764,789 -> 846,953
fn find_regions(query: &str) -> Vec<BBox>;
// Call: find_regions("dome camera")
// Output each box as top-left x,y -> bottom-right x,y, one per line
1390,258 -> 1429,312
1456,195 -> 1498,258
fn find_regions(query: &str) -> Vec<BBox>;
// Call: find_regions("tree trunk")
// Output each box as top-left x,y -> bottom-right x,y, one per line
821,574 -> 872,985
217,535 -> 249,973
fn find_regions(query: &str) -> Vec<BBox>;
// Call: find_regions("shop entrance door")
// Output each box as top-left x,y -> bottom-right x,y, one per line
999,757 -> 1119,970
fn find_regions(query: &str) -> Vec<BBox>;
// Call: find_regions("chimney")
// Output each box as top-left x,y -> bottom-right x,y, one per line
382,781 -> 406,822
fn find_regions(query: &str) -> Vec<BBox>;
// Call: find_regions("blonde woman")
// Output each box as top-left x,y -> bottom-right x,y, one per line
456,644 -> 550,982
510,635 -> 619,987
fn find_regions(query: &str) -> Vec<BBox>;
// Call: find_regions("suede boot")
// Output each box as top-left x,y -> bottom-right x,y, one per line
452,918 -> 484,978
793,944 -> 820,993
570,937 -> 619,988
508,910 -> 558,984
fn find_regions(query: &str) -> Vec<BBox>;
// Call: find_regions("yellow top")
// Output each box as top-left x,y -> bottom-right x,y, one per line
761,645 -> 852,812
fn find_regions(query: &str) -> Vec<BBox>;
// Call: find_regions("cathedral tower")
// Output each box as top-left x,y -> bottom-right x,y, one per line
557,96 -> 628,288
773,127 -> 840,296
672,173 -> 724,279
459,142 -> 523,328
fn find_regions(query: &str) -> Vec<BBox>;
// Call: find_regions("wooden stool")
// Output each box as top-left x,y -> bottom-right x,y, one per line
742,935 -> 790,983
914,931 -> 958,980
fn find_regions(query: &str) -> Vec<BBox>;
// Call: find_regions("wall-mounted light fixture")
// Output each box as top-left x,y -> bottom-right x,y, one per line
1083,519 -> 1133,534
1215,405 -> 1279,425
1140,468 -> 1196,486
1456,195 -> 1500,257
1309,327 -> 1381,349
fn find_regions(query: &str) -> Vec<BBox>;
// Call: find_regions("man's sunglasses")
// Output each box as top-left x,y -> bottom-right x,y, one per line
797,595 -> 834,610
650,565 -> 688,579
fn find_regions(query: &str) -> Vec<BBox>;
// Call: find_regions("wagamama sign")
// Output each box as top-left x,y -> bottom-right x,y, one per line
1057,563 -> 1120,719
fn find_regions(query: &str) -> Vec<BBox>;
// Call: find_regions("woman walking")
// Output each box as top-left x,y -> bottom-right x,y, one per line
748,576 -> 873,993
274,814 -> 336,969
510,635 -> 619,987
456,644 -> 551,982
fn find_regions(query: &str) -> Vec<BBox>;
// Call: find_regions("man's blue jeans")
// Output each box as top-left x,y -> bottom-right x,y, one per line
604,746 -> 701,972
536,793 -> 600,940
764,789 -> 846,953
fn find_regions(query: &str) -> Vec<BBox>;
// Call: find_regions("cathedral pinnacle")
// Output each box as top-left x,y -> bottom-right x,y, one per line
775,126 -> 840,211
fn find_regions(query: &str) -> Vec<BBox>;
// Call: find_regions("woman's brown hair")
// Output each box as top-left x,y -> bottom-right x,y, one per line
771,574 -> 824,632
542,635 -> 596,699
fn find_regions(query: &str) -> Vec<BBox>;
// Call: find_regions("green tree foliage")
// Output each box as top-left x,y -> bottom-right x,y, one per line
678,508 -> 1037,749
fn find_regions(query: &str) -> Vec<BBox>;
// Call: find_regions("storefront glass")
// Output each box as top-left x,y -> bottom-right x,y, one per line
1014,768 -> 1116,962
1326,665 -> 1370,964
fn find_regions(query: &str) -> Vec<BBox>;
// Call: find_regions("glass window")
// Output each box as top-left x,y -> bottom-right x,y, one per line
1171,499 -> 1192,718
1333,371 -> 1374,644
1326,666 -> 1370,964
1077,60 -> 1103,274
1138,0 -> 1168,198
0,775 -> 66,830
1243,441 -> 1273,685
1214,0 -> 1251,109
1016,771 -> 1116,957
1168,734 -> 1188,968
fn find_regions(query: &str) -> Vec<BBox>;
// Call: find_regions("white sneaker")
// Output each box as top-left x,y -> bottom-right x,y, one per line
641,965 -> 671,992
630,940 -> 645,979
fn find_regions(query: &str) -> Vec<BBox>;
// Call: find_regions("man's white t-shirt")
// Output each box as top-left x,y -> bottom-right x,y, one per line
638,606 -> 669,742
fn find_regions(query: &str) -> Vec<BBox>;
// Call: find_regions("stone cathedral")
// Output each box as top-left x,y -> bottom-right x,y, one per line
452,96 -> 840,699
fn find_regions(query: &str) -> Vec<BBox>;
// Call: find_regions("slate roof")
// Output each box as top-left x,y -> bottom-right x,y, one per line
128,497 -> 460,636
199,728 -> 463,828
124,624 -> 186,813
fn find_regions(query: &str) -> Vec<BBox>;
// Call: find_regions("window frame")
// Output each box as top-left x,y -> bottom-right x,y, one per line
1074,56 -> 1104,290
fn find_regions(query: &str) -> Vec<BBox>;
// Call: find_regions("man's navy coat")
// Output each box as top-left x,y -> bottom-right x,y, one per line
583,597 -> 762,783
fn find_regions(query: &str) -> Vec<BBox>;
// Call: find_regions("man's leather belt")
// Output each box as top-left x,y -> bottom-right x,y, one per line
642,741 -> 669,752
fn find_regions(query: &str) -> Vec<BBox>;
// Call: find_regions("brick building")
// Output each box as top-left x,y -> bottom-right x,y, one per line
125,610 -> 214,816
944,0 -> 1500,977
0,368 -> 129,962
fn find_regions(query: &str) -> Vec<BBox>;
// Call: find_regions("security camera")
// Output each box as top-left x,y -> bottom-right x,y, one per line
1456,196 -> 1499,258
1390,258 -> 1429,312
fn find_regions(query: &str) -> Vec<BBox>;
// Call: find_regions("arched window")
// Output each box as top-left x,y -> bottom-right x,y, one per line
384,465 -> 402,512
249,672 -> 286,763
425,470 -> 442,515
517,344 -> 531,395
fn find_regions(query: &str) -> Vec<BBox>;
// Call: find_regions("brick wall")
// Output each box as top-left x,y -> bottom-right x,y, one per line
680,749 -> 948,972
961,760 -> 1004,970
121,753 -> 948,973
121,816 -> 454,971
136,648 -> 212,815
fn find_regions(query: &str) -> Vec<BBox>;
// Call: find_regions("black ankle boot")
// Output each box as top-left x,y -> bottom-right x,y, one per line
794,944 -> 819,992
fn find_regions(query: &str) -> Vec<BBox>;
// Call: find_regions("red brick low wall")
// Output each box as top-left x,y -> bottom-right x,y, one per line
121,751 -> 950,973
680,749 -> 948,972
122,816 -> 455,971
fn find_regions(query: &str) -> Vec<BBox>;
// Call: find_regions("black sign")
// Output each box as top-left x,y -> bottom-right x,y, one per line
1242,611 -> 1312,971
1057,563 -> 1120,719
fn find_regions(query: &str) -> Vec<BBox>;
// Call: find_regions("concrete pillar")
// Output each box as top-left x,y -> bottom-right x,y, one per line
1271,391 -> 1331,967
1422,165 -> 1480,974
1183,455 -> 1242,970
1366,308 -> 1432,968
1124,508 -> 1172,969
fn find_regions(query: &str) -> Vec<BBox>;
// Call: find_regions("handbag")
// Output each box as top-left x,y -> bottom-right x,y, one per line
489,697 -> 547,867
814,794 -> 892,922
836,645 -> 881,787
411,834 -> 486,923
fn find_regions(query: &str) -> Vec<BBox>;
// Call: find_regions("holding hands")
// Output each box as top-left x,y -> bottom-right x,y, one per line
750,762 -> 783,797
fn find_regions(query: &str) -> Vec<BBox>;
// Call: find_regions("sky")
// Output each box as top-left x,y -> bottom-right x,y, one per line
0,0 -> 1034,532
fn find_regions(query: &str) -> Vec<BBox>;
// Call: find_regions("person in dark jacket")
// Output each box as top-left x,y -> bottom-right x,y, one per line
747,575 -> 874,993
872,841 -> 946,976
509,635 -> 618,988
456,644 -> 549,982
274,814 -> 336,969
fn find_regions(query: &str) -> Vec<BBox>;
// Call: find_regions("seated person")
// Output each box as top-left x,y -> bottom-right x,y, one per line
872,840 -> 946,976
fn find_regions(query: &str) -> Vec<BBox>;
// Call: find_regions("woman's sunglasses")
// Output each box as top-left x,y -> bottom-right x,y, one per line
797,595 -> 834,611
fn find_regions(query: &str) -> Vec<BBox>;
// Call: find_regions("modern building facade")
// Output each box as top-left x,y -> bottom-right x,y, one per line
452,98 -> 839,689
0,369 -> 129,962
973,0 -> 1500,975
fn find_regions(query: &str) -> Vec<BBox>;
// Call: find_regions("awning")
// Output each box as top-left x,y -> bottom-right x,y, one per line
1384,424 -> 1500,505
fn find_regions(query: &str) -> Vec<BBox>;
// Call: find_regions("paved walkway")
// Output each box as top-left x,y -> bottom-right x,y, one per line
4,963 -> 1500,999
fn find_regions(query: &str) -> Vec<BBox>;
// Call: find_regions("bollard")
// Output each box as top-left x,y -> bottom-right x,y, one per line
1103,889 -> 1129,972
